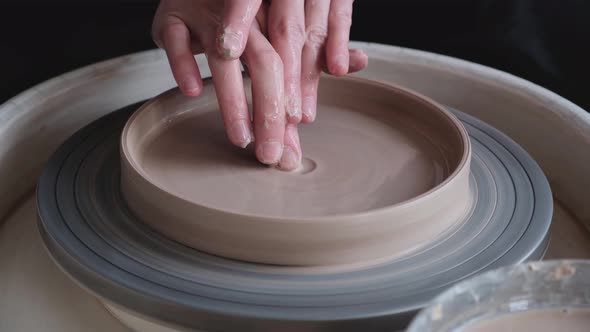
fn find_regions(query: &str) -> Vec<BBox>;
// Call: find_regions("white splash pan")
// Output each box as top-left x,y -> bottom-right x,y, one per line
1,42 -> 589,332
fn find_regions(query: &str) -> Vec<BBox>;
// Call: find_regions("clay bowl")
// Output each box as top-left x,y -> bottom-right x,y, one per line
120,75 -> 472,266
407,260 -> 590,332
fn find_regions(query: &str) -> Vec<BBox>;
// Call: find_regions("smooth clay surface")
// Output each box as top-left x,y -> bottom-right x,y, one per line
132,79 -> 463,218
459,308 -> 590,332
121,75 -> 472,266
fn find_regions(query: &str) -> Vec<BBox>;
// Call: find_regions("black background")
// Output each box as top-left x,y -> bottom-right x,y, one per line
1,0 -> 589,110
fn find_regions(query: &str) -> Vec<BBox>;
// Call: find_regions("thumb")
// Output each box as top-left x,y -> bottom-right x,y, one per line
217,0 -> 262,59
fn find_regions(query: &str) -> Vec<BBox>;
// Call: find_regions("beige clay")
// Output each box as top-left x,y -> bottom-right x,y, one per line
120,75 -> 472,266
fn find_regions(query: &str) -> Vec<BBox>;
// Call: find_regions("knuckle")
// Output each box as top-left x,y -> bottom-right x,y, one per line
272,18 -> 306,45
261,100 -> 283,129
330,7 -> 353,27
164,21 -> 188,36
305,25 -> 328,48
252,49 -> 283,69
284,74 -> 300,87
301,69 -> 320,83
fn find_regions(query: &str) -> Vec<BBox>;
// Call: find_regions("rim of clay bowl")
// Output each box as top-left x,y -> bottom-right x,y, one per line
119,75 -> 472,266
121,75 -> 471,222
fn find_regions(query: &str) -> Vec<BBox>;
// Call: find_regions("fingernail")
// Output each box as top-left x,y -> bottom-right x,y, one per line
259,140 -> 283,165
351,49 -> 367,59
279,146 -> 300,171
331,55 -> 348,75
302,96 -> 316,122
218,28 -> 243,59
348,57 -> 359,68
285,95 -> 302,120
349,50 -> 368,70
182,77 -> 200,95
229,120 -> 252,148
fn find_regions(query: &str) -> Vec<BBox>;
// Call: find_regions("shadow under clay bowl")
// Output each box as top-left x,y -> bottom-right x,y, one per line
120,75 -> 472,266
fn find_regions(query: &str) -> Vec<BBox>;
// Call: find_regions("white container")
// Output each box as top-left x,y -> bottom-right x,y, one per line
407,260 -> 590,332
1,42 -> 589,331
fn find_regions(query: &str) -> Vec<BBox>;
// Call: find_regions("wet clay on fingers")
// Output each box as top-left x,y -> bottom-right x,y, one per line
120,75 -> 472,266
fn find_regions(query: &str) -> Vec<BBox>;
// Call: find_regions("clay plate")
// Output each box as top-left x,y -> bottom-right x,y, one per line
120,75 -> 472,266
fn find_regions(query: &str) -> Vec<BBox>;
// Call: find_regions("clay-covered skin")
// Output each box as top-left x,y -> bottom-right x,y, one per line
460,308 -> 590,332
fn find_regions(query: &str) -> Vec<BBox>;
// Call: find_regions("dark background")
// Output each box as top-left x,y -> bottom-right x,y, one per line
1,0 -> 589,110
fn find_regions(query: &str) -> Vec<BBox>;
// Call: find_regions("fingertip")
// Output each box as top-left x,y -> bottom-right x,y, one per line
161,20 -> 203,98
279,125 -> 302,171
301,113 -> 315,124
348,48 -> 369,73
227,119 -> 254,148
329,53 -> 350,76
256,140 -> 284,165
179,76 -> 203,96
279,146 -> 300,171
285,95 -> 303,124
287,115 -> 303,125
301,95 -> 317,123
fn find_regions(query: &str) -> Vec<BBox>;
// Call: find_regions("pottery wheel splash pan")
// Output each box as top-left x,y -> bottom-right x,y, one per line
37,77 -> 552,331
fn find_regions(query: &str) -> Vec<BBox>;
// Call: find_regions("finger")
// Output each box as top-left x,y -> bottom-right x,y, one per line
279,124 -> 302,171
301,0 -> 331,123
217,0 -> 262,59
243,27 -> 286,165
319,48 -> 368,74
208,55 -> 253,148
150,0 -> 168,49
347,48 -> 369,73
326,0 -> 354,76
161,16 -> 203,96
269,0 -> 305,123
255,1 -> 269,36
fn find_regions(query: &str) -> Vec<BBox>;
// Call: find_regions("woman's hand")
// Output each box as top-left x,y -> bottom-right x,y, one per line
152,1 -> 258,153
152,0 -> 368,170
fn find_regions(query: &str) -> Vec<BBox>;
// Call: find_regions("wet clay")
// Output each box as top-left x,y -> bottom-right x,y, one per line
460,308 -> 590,332
120,75 -> 472,266
140,102 -> 451,217
129,77 -> 465,218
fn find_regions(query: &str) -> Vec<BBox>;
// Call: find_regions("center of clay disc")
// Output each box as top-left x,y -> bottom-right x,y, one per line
276,157 -> 317,175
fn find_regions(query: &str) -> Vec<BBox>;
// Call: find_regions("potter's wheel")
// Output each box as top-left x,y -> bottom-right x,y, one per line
37,77 -> 552,331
